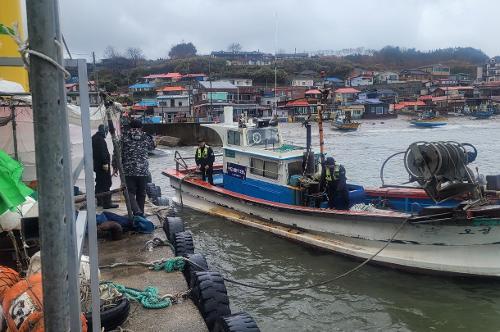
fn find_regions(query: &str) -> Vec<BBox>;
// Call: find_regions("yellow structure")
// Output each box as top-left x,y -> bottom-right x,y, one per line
0,0 -> 29,91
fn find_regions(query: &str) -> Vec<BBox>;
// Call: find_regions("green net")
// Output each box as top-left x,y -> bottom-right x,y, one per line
0,150 -> 33,215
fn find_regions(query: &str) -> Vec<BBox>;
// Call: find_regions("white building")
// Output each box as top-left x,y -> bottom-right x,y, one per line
346,75 -> 373,87
374,71 -> 400,84
228,78 -> 253,87
291,78 -> 314,87
477,58 -> 500,83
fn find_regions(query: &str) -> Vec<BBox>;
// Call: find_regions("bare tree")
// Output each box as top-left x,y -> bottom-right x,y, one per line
103,45 -> 121,59
227,42 -> 242,53
126,47 -> 145,67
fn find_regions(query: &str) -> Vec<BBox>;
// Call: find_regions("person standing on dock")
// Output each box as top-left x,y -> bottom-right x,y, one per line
195,138 -> 215,185
324,157 -> 349,210
92,124 -> 118,209
120,119 -> 155,216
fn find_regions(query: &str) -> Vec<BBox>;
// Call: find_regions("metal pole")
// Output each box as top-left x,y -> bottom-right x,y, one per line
9,103 -> 18,160
26,0 -> 70,330
77,58 -> 102,332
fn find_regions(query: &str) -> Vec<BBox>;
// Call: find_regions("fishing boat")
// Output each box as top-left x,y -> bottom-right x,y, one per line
331,111 -> 360,131
164,109 -> 500,277
410,111 -> 447,127
471,103 -> 495,119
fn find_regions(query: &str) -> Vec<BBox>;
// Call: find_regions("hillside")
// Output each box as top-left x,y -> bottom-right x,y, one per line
94,46 -> 491,92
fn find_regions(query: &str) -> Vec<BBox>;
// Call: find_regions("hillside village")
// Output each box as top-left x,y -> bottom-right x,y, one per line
67,48 -> 500,123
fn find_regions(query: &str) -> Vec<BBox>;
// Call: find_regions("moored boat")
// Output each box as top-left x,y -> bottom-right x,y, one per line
331,110 -> 360,131
164,114 -> 500,277
472,103 -> 495,119
410,111 -> 447,127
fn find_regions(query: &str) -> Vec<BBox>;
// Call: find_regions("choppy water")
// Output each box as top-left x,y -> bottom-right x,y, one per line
150,116 -> 500,331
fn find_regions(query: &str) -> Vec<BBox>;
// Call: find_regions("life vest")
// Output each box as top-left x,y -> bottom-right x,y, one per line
325,165 -> 341,182
196,146 -> 209,159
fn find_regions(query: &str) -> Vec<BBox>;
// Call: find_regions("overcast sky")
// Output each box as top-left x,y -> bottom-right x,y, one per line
59,0 -> 499,60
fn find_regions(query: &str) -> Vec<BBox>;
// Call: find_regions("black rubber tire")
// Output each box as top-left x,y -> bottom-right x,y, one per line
85,297 -> 130,332
183,253 -> 209,287
154,185 -> 161,197
213,312 -> 260,332
162,217 -> 185,244
174,231 -> 195,256
155,196 -> 169,206
191,271 -> 231,331
146,183 -> 156,198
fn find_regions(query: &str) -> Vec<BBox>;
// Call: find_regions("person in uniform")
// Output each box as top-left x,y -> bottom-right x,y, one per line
92,125 -> 118,209
324,157 -> 350,210
120,119 -> 155,216
195,138 -> 215,185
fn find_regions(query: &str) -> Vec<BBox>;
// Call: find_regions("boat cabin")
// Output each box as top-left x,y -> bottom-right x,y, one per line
206,119 -> 320,205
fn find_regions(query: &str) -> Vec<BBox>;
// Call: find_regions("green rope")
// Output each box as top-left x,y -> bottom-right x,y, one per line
152,257 -> 185,272
105,282 -> 172,309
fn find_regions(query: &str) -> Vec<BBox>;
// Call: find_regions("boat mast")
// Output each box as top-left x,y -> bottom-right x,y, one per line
273,12 -> 277,116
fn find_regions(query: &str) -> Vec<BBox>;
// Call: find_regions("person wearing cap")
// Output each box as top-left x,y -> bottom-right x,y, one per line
324,157 -> 349,209
195,138 -> 215,185
92,124 -> 118,209
121,119 -> 155,216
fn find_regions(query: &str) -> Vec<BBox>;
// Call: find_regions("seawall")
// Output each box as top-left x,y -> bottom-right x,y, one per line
142,123 -> 222,146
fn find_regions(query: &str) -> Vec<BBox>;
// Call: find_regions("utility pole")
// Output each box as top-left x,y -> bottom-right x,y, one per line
26,0 -> 72,330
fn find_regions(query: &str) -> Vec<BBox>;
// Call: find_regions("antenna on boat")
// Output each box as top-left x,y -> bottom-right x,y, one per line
273,12 -> 278,117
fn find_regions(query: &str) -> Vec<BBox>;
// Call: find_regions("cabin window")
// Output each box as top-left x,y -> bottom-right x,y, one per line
247,128 -> 279,146
227,130 -> 241,145
250,158 -> 278,180
287,161 -> 302,178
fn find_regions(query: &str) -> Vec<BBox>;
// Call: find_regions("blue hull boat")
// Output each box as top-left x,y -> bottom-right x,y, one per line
410,120 -> 447,127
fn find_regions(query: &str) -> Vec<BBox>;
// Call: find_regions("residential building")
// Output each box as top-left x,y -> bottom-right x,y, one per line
305,89 -> 322,100
358,89 -> 397,104
227,78 -> 253,87
394,101 -> 427,113
432,86 -> 474,98
334,87 -> 360,105
142,73 -> 182,86
477,58 -> 500,82
291,78 -> 314,87
324,77 -> 344,88
278,98 -> 318,120
276,52 -> 309,60
374,71 -> 400,84
354,99 -> 395,119
400,69 -> 431,81
155,86 -> 191,123
211,51 -> 273,66
418,64 -> 450,77
336,105 -> 365,119
346,74 -> 373,87
66,81 -> 99,106
129,83 -> 155,93
449,73 -> 471,85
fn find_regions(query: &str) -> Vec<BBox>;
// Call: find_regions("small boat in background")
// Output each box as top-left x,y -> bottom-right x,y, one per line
472,103 -> 495,119
331,110 -> 360,131
410,111 -> 447,128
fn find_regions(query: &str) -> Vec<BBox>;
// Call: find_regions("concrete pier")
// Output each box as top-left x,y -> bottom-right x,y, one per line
97,202 -> 207,332
142,123 -> 222,146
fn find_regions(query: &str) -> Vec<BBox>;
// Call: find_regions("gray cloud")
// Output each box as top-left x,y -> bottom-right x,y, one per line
59,0 -> 499,59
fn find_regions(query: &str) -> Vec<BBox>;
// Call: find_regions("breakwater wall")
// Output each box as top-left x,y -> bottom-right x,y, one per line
142,123 -> 222,146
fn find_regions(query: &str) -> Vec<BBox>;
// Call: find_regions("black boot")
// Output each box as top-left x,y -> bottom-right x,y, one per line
102,195 -> 119,209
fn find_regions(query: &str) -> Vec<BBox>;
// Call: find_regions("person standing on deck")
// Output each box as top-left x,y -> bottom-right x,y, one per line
195,138 -> 215,185
324,157 -> 349,210
120,119 -> 155,216
92,124 -> 118,209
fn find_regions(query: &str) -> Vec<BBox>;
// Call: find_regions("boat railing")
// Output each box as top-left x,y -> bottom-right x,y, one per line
174,150 -> 224,171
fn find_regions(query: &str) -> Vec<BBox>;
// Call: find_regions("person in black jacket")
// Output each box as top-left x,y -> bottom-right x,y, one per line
92,125 -> 118,209
121,119 -> 155,216
195,138 -> 215,185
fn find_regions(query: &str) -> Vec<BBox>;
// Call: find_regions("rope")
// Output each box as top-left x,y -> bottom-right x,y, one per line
151,257 -> 185,272
5,23 -> 70,78
103,282 -> 173,309
99,257 -> 184,272
184,217 -> 408,291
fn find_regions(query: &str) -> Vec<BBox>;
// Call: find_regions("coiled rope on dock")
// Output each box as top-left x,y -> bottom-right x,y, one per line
102,282 -> 174,309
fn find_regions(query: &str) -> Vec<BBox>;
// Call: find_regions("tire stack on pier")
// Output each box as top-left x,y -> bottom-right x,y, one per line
163,217 -> 260,332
